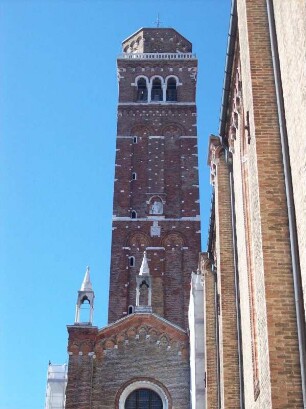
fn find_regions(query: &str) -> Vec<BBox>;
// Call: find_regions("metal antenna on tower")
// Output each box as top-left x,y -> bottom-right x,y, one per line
154,13 -> 162,27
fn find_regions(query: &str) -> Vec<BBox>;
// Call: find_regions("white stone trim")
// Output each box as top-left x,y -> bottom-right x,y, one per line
118,380 -> 168,409
149,135 -> 165,139
112,215 -> 200,221
118,102 -> 196,106
146,246 -> 165,250
118,52 -> 196,60
165,74 -> 182,86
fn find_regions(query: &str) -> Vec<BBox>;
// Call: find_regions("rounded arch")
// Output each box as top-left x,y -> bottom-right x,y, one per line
134,75 -> 149,87
148,195 -> 164,215
116,378 -> 171,409
165,76 -> 178,102
165,75 -> 180,85
150,76 -> 164,102
161,123 -> 185,137
126,231 -> 151,248
149,75 -> 165,85
130,124 -> 153,138
162,232 -> 186,248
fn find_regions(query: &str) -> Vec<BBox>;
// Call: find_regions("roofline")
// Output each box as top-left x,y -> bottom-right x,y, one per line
122,27 -> 192,47
98,312 -> 187,334
219,0 -> 238,139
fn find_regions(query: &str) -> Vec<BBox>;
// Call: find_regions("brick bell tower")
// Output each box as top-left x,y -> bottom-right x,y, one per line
109,28 -> 201,329
65,28 -> 200,409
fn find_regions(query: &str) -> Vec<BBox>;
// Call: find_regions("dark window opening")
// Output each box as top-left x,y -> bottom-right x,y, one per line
166,78 -> 177,102
125,388 -> 163,409
132,172 -> 137,180
129,256 -> 135,267
128,305 -> 134,315
131,210 -> 137,219
133,136 -> 138,144
151,78 -> 163,102
137,78 -> 148,102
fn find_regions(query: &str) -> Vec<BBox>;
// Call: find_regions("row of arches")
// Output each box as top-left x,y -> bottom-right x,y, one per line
126,231 -> 186,252
135,76 -> 179,103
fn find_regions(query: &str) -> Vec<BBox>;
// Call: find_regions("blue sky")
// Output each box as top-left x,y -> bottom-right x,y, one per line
0,1 -> 231,408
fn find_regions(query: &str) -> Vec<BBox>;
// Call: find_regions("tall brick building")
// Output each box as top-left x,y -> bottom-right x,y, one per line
64,28 -> 201,409
202,0 -> 306,408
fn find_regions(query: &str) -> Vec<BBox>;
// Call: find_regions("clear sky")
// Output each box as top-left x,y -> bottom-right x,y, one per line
0,1 -> 231,408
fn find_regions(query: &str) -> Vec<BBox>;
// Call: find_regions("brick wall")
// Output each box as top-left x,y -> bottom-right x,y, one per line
122,28 -> 192,54
109,47 -> 201,329
273,0 -> 306,323
201,253 -> 218,409
231,0 -> 303,406
213,145 -> 240,408
65,314 -> 190,409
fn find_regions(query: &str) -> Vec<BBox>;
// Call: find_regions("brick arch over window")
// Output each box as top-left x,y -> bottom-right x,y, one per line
130,125 -> 154,138
162,232 -> 186,249
161,124 -> 185,137
126,232 -> 151,249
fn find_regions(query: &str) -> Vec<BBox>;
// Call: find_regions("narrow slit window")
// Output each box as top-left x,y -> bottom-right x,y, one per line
128,305 -> 134,314
166,77 -> 177,101
133,136 -> 138,144
132,172 -> 137,180
129,256 -> 135,267
131,210 -> 137,219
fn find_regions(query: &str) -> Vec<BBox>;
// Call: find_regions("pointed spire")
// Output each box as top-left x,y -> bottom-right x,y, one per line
80,266 -> 93,291
139,251 -> 150,276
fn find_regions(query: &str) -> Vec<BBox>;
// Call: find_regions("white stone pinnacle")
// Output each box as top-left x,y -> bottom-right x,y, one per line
80,266 -> 93,291
139,251 -> 150,276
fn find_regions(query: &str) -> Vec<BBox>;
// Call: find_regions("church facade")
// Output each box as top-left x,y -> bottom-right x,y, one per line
64,28 -> 201,409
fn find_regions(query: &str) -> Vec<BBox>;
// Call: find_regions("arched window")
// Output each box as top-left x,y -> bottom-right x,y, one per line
137,78 -> 148,102
128,305 -> 134,315
125,389 -> 163,409
129,256 -> 135,267
132,172 -> 137,180
119,381 -> 168,409
166,77 -> 177,102
131,210 -> 137,219
151,78 -> 163,102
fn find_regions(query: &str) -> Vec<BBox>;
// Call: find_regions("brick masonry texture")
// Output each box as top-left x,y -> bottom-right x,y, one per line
65,314 -> 190,409
122,28 -> 192,54
109,47 -> 201,330
214,149 -> 240,408
201,253 -> 218,409
205,0 -> 304,407
273,0 -> 306,326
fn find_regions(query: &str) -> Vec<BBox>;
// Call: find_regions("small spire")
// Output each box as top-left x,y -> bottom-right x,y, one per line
139,251 -> 150,276
80,266 -> 93,291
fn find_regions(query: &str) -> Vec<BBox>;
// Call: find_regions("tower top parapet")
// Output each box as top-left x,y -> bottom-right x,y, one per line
122,27 -> 192,54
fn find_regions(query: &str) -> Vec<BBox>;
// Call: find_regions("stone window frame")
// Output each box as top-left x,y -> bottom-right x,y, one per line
118,380 -> 168,409
135,76 -> 149,102
165,75 -> 179,102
